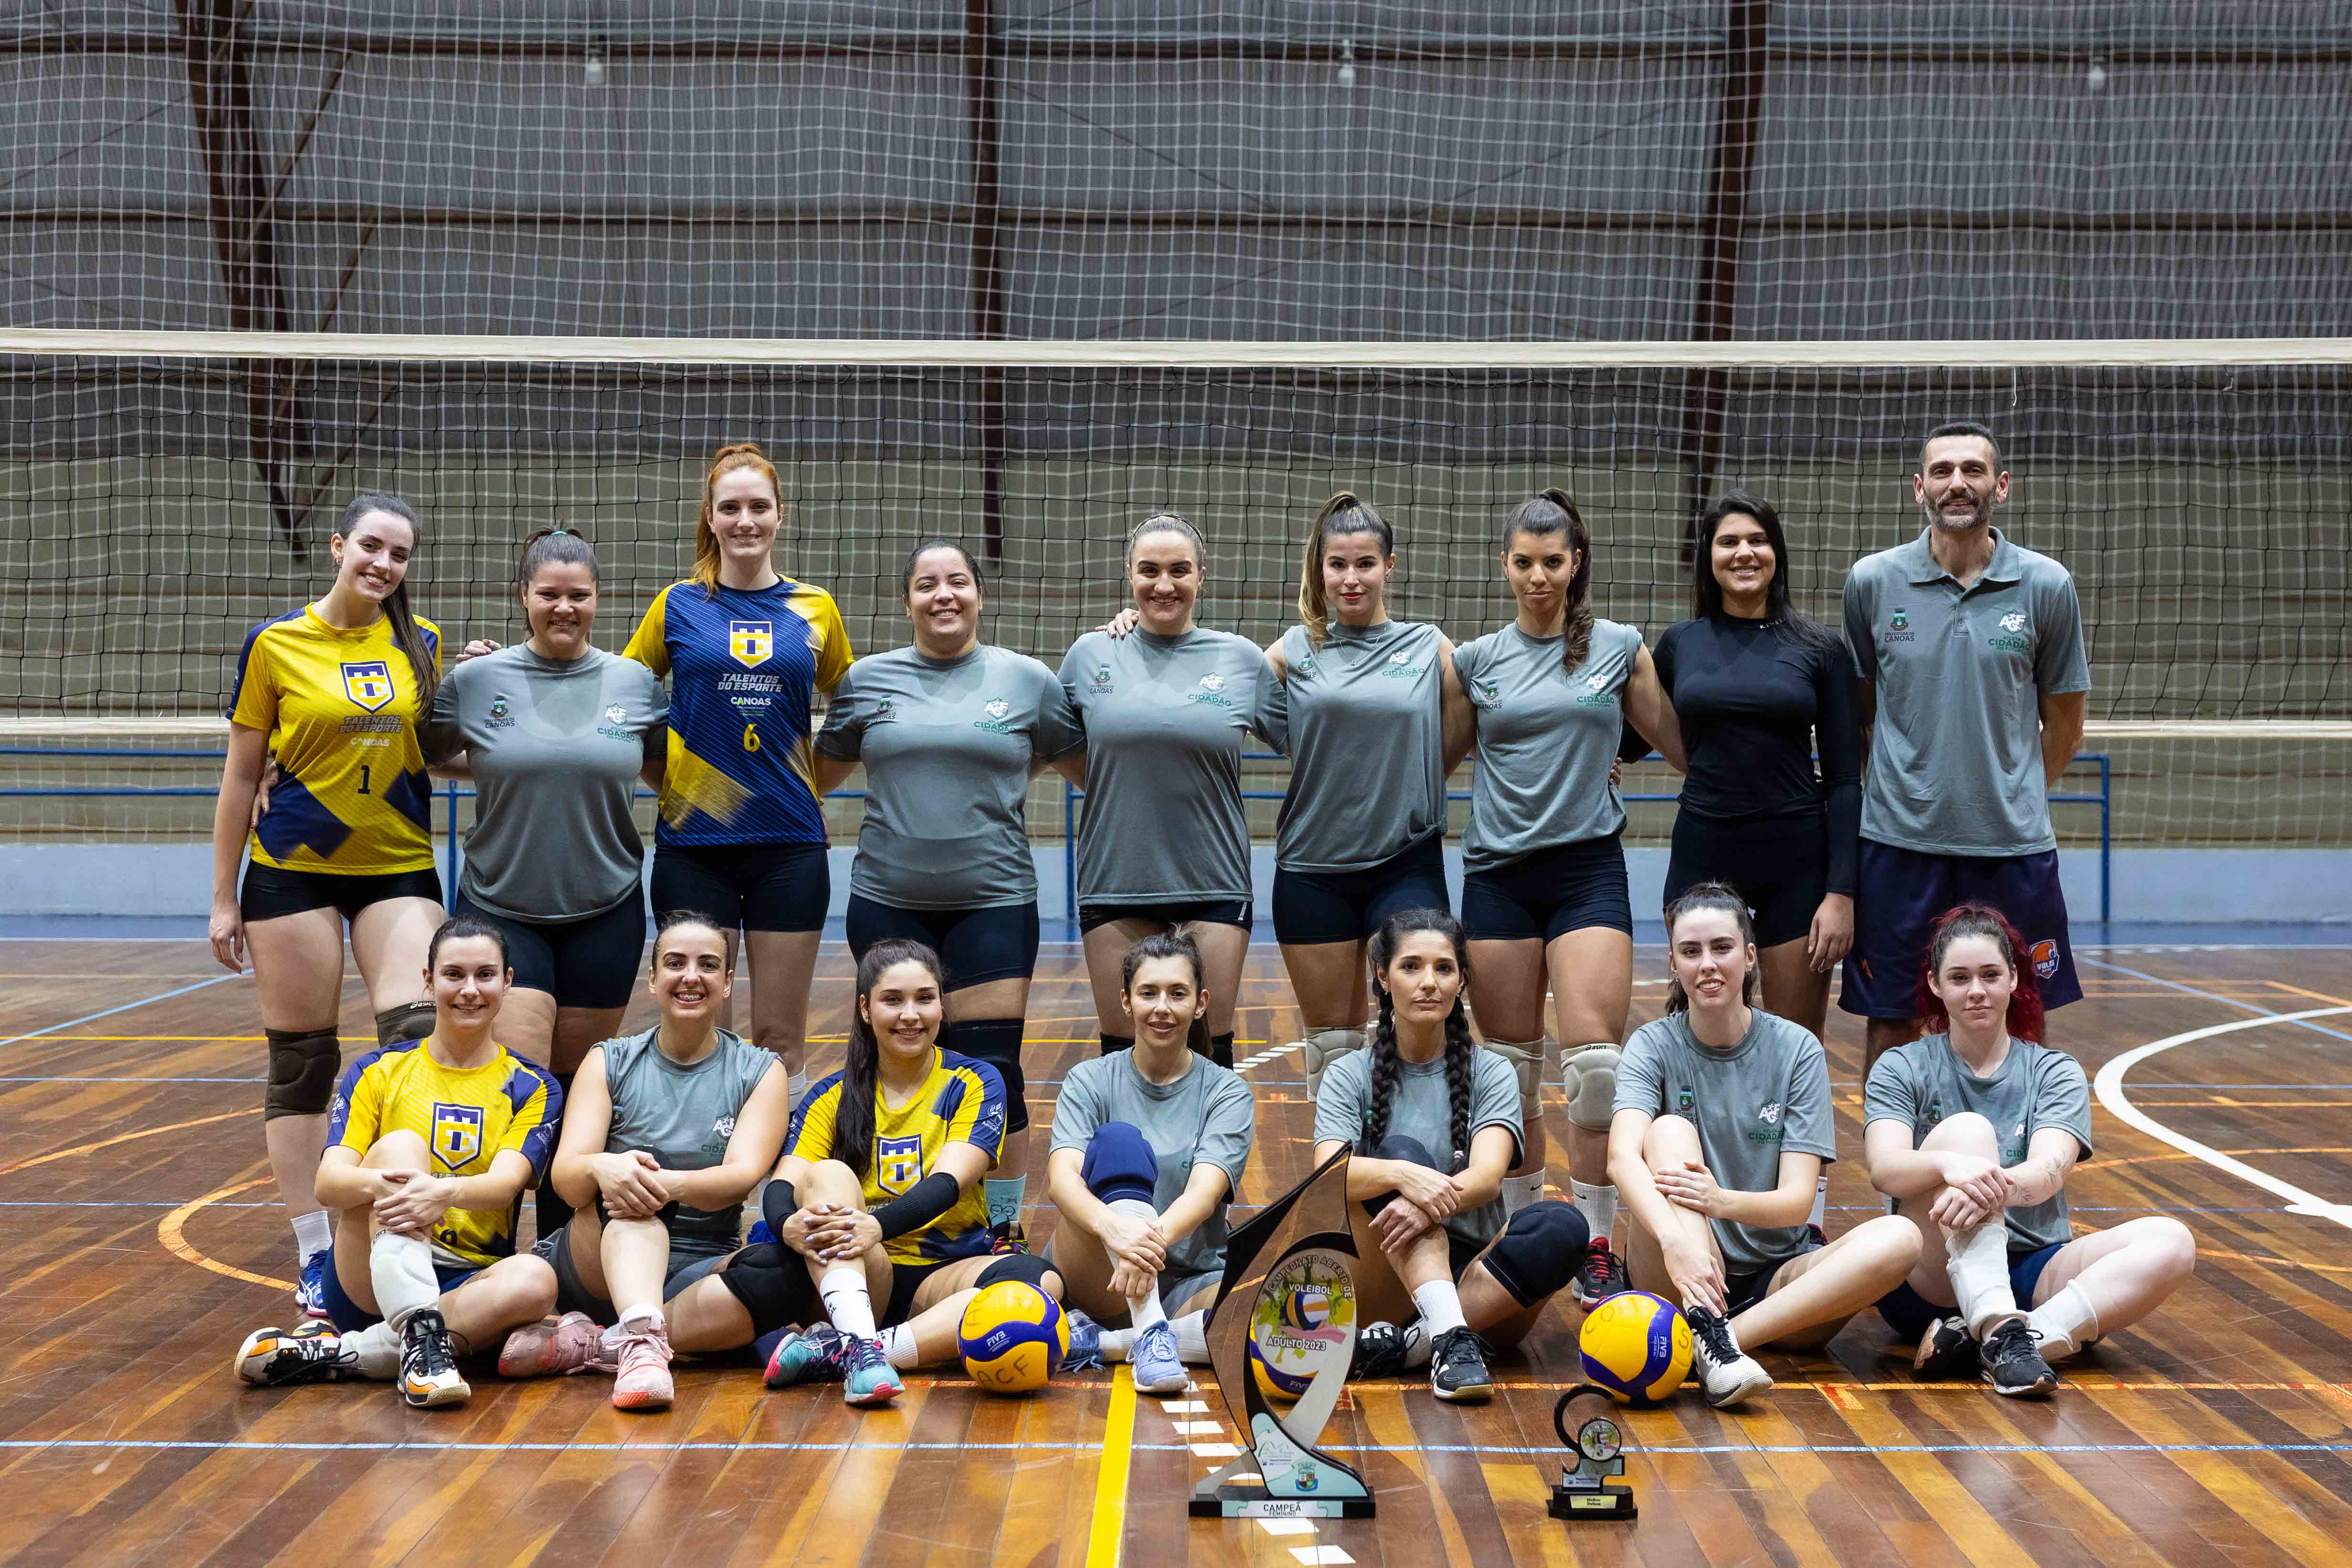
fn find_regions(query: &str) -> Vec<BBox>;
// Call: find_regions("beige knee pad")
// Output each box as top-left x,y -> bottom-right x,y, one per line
1563,1042 -> 1621,1132
1485,1037 -> 1556,1126
1300,1028 -> 1368,1099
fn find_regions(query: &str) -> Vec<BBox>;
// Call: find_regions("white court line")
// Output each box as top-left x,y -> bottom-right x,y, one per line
0,973 -> 240,1049
2093,1006 -> 2352,1231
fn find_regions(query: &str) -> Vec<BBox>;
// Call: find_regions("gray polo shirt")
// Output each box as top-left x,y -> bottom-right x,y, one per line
1863,1032 -> 2093,1254
1058,627 -> 1286,905
423,645 -> 666,921
815,644 -> 1082,910
1842,529 -> 2091,856
1313,1046 -> 1522,1247
1273,621 -> 1449,872
598,1024 -> 777,1253
1452,618 -> 1643,871
1615,1009 -> 1838,1274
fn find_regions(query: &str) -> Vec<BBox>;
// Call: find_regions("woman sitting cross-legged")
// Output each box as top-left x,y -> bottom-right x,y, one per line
759,938 -> 1064,1405
1609,883 -> 1922,1409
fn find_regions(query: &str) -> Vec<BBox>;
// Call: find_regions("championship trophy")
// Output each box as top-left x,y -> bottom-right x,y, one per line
1548,1384 -> 1637,1521
1188,1146 -> 1375,1518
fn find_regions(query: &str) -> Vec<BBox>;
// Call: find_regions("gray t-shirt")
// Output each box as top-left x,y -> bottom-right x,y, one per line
1452,619 -> 1643,870
1313,1046 -> 1522,1247
1273,621 -> 1449,872
816,644 -> 1082,910
1863,1032 -> 2093,1254
1048,1050 -> 1255,1293
598,1024 -> 777,1250
423,645 -> 666,921
1842,529 -> 2092,856
1058,627 -> 1286,904
1615,1009 -> 1838,1273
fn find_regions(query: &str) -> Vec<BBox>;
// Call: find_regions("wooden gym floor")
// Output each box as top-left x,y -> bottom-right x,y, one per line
4,932 -> 2352,1568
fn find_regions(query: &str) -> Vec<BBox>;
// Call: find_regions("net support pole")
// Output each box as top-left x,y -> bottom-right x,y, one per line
1680,0 -> 1771,529
966,0 -> 1008,563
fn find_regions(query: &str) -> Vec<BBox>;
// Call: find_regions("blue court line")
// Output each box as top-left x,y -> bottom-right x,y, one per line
0,1075 -> 265,1083
0,1200 -> 2297,1217
0,973 -> 241,1050
5,1437 -> 2352,1458
2077,955 -> 2352,1045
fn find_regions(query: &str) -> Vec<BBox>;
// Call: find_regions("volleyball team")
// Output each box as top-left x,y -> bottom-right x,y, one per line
216,424 -> 2195,1416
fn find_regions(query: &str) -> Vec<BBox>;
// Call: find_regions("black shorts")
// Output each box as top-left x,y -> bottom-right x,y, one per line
1720,1226 -> 1826,1317
1664,807 -> 1831,949
452,892 -> 646,1011
1271,831 -> 1451,947
239,862 -> 443,925
1077,898 -> 1254,935
548,1219 -> 734,1325
650,841 -> 829,935
882,1257 -> 957,1328
1838,841 -> 2083,1019
845,895 -> 1040,990
1461,833 -> 1633,943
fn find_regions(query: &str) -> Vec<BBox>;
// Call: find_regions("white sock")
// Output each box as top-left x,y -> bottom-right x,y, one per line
2025,1280 -> 2100,1360
1500,1169 -> 1546,1216
1098,1326 -> 1136,1361
1571,1179 -> 1617,1242
368,1230 -> 441,1331
1401,1321 -> 1435,1369
787,1069 -> 810,1109
819,1264 -> 877,1339
1809,1174 -> 1829,1230
878,1323 -> 921,1369
1172,1310 -> 1210,1364
1945,1221 -> 2024,1337
984,1175 -> 1027,1231
1410,1279 -> 1468,1340
1108,1198 -> 1167,1327
343,1321 -> 402,1380
291,1209 -> 332,1264
618,1303 -> 663,1333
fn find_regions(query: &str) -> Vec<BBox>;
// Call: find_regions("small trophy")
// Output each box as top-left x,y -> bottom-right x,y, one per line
1189,1147 -> 1374,1518
1548,1384 -> 1637,1521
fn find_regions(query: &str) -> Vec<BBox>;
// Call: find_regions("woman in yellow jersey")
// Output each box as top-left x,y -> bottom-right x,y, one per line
209,492 -> 451,1320
758,940 -> 1064,1406
233,915 -> 561,1410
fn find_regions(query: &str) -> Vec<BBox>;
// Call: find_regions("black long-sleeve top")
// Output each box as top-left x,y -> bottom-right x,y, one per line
1652,613 -> 1863,895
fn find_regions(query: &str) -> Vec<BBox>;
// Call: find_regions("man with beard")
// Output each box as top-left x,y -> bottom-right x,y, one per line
1838,422 -> 2091,1077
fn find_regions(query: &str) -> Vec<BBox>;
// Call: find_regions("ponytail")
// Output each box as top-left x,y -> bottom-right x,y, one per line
338,492 -> 436,708
1296,491 -> 1393,648
1502,488 -> 1594,672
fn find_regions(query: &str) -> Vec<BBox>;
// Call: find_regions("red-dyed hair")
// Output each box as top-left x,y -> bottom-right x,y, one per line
692,443 -> 784,593
1914,902 -> 2045,1044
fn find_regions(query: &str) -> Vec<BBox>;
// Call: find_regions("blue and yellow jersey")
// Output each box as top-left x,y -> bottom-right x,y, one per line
786,1048 -> 1005,1266
228,604 -> 441,875
327,1038 -> 561,1270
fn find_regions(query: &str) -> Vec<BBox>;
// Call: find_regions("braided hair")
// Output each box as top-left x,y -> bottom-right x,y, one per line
1360,908 -> 1476,1173
832,937 -> 946,1178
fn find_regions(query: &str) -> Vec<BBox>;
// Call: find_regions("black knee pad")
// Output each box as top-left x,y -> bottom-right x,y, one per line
1099,1032 -> 1134,1056
1207,1031 -> 1234,1069
263,1028 -> 340,1120
1360,1134 -> 1440,1216
1080,1121 -> 1159,1206
943,1017 -> 1029,1133
374,1001 -> 435,1048
1477,1199 -> 1589,1308
718,1242 -> 818,1337
975,1252 -> 1056,1292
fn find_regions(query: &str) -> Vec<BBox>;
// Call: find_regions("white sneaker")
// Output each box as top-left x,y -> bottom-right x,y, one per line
1685,1305 -> 1772,1408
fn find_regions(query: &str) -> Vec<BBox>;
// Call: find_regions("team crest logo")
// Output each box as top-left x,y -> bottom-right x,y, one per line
714,1113 -> 736,1139
1890,609 -> 1910,631
1094,665 -> 1111,683
341,660 -> 394,713
984,698 -> 1010,720
487,695 -> 514,727
1759,1101 -> 1782,1125
2031,939 -> 2061,979
430,1102 -> 485,1168
1295,651 -> 1318,675
1677,1086 -> 1694,1112
876,1133 -> 924,1193
604,704 -> 627,725
728,620 -> 774,668
2001,612 -> 2027,633
1471,676 -> 1500,704
1199,673 -> 1225,694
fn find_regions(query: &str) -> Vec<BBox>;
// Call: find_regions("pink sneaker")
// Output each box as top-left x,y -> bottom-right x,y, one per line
611,1320 -> 674,1411
499,1312 -> 612,1378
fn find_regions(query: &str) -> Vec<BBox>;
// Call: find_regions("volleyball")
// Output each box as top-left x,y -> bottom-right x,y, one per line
1578,1291 -> 1692,1404
957,1281 -> 1068,1395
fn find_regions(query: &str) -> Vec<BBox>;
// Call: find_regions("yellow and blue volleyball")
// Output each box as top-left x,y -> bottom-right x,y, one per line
1579,1290 -> 1692,1404
958,1280 -> 1068,1395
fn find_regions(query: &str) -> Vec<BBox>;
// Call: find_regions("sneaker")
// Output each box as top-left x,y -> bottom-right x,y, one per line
399,1308 -> 471,1409
500,1311 -> 614,1379
989,1220 -> 1029,1255
1686,1305 -> 1772,1408
1912,1315 -> 1981,1382
1429,1326 -> 1494,1404
1349,1319 -> 1417,1381
1129,1319 -> 1188,1395
1981,1319 -> 2058,1398
611,1319 -> 675,1411
840,1334 -> 905,1407
294,1248 -> 332,1320
1062,1310 -> 1106,1372
1572,1240 -> 1626,1311
765,1324 -> 850,1389
236,1320 -> 360,1387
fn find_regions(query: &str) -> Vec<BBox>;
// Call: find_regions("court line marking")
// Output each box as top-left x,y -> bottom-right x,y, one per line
2094,1005 -> 2352,1232
1086,1366 -> 1138,1568
0,1107 -> 258,1178
11,1437 -> 2352,1458
0,972 -> 240,1049
2077,955 -> 2352,1044
159,1175 -> 288,1290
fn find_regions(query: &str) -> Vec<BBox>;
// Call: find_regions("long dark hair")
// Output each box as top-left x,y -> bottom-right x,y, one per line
1500,488 -> 1594,672
1661,881 -> 1761,1014
1361,908 -> 1475,1171
1690,492 -> 1835,649
1917,903 -> 2046,1045
339,492 -> 437,707
1297,491 -> 1392,648
832,938 -> 947,1177
1121,931 -> 1211,1059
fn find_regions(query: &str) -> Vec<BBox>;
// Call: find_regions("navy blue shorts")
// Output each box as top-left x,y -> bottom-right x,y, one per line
651,841 -> 829,935
845,894 -> 1040,989
1665,807 -> 1831,950
322,1237 -> 482,1333
1272,831 -> 1451,947
1078,898 -> 1253,935
1461,832 -> 1633,944
240,863 -> 443,925
453,892 -> 646,1011
1838,841 -> 2082,1019
1876,1239 -> 2067,1342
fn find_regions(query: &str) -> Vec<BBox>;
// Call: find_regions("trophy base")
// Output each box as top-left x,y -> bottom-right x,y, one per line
1190,1483 -> 1375,1519
1549,1479 -> 1637,1521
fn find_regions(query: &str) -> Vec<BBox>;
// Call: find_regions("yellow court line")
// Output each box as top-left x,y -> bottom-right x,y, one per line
0,1106 -> 259,1177
2269,981 -> 2352,1008
158,1174 -> 290,1290
1085,1366 -> 1138,1568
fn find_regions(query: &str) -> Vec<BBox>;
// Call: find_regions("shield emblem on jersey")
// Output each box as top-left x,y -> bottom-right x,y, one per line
877,1133 -> 924,1194
431,1102 -> 485,1169
341,660 -> 394,712
729,620 -> 774,668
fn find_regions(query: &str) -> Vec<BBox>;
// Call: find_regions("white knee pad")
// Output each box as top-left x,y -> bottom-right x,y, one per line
1300,1028 -> 1367,1098
1485,1036 -> 1556,1109
1563,1042 -> 1620,1132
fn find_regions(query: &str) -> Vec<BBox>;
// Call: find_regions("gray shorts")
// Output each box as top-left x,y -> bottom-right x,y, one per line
549,1221 -> 735,1326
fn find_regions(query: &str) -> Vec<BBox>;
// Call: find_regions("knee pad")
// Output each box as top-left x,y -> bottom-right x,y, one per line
1479,1199 -> 1589,1307
943,1017 -> 1028,1132
718,1242 -> 814,1337
1485,1036 -> 1554,1103
975,1252 -> 1056,1292
1080,1121 -> 1159,1207
1300,1028 -> 1366,1099
263,1028 -> 340,1119
1563,1042 -> 1620,1132
374,1001 -> 435,1049
1361,1133 -> 1439,1216
1207,1032 -> 1234,1069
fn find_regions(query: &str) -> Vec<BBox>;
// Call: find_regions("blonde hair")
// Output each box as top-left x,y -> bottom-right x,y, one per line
692,444 -> 784,593
1295,491 -> 1393,648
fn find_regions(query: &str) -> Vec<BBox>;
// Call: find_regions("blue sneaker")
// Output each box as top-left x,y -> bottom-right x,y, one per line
295,1248 -> 332,1320
1129,1319 -> 1188,1395
765,1325 -> 848,1388
1061,1310 -> 1105,1371
840,1334 -> 905,1407
746,1219 -> 777,1249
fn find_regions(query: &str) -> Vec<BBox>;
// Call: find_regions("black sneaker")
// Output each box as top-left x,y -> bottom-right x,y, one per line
399,1308 -> 470,1409
1349,1320 -> 1414,1380
234,1321 -> 360,1387
1981,1319 -> 2057,1398
1572,1239 -> 1625,1310
1912,1315 -> 1981,1381
1686,1304 -> 1772,1407
1428,1326 -> 1493,1404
